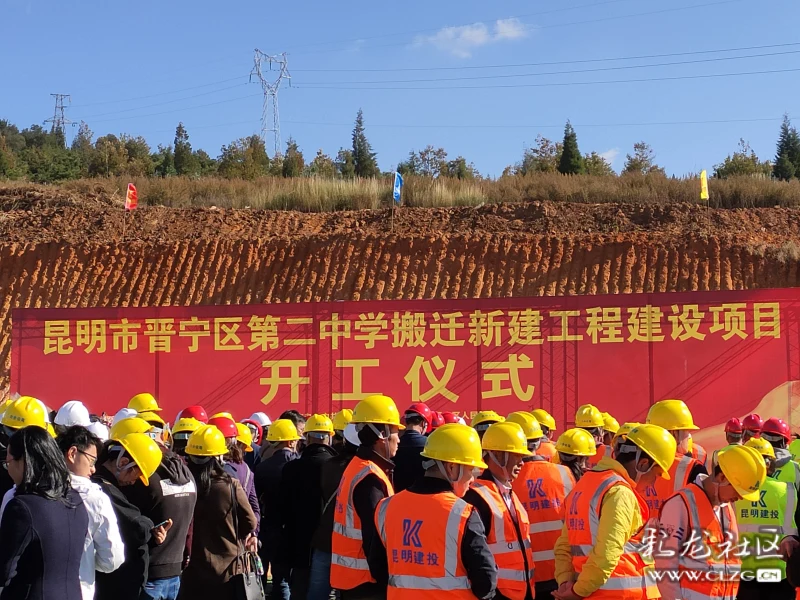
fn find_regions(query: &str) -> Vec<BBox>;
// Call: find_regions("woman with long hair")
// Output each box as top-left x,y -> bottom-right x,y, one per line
179,424 -> 257,600
0,426 -> 89,600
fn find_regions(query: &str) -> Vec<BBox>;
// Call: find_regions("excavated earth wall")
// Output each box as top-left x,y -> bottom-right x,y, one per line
2,184 -> 800,389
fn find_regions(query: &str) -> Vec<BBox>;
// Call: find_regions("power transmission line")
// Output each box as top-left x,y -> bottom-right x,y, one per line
71,76 -> 249,107
43,94 -> 75,146
250,50 -> 291,156
82,93 -> 261,124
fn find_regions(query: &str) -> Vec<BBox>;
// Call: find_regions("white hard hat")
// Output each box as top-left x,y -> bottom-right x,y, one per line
344,422 -> 361,447
55,400 -> 91,427
457,417 -> 467,426
248,412 -> 272,427
112,407 -> 138,426
87,421 -> 109,442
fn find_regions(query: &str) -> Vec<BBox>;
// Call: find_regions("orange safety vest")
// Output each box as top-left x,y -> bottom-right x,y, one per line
470,480 -> 535,600
375,490 -> 474,600
587,444 -> 610,469
672,484 -> 741,600
512,458 -> 575,583
536,439 -> 557,462
638,453 -> 698,515
692,443 -> 708,468
565,469 -> 658,599
331,457 -> 395,590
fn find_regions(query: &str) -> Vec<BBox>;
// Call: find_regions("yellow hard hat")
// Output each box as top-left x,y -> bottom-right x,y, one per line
118,432 -> 162,485
718,444 -> 768,502
352,395 -> 404,428
530,409 -> 556,431
421,423 -> 488,469
305,414 -> 335,434
646,399 -> 699,431
110,417 -> 154,441
186,424 -> 229,457
211,411 -> 235,421
745,437 -> 776,460
790,439 -> 800,462
173,417 -> 203,436
1,397 -> 48,430
482,422 -> 534,456
266,418 -> 302,442
332,409 -> 353,432
613,422 -> 641,443
625,424 -> 677,480
601,412 -> 620,434
235,423 -> 254,452
556,428 -> 597,456
574,404 -> 604,428
471,410 -> 504,428
137,411 -> 166,426
128,393 -> 161,413
505,412 -> 543,441
46,423 -> 57,438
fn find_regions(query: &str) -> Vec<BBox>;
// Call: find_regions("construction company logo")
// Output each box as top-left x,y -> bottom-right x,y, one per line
752,490 -> 768,508
402,519 -> 423,548
527,478 -> 547,499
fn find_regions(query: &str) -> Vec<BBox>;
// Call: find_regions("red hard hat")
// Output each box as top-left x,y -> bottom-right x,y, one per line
762,417 -> 791,442
404,403 -> 433,428
440,412 -> 460,424
724,418 -> 743,434
742,413 -> 764,432
241,419 -> 263,444
208,416 -> 238,439
429,411 -> 446,431
179,405 -> 209,424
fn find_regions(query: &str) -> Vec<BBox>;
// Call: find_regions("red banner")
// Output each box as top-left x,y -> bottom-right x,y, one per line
10,290 -> 800,451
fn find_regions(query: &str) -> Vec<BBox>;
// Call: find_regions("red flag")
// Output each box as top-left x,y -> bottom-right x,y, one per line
125,183 -> 138,211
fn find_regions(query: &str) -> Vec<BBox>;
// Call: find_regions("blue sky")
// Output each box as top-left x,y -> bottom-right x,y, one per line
2,0 -> 799,177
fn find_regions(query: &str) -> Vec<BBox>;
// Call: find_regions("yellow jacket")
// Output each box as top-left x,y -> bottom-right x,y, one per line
554,456 -> 657,598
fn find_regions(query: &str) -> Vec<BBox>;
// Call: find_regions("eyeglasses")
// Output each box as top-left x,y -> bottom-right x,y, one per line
78,449 -> 97,467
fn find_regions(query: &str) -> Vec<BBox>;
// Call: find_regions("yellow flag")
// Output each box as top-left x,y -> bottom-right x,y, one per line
700,169 -> 709,201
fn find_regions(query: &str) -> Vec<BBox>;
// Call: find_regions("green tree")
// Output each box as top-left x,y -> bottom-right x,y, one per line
397,151 -> 421,176
153,145 -> 177,178
714,139 -> 771,179
173,122 -> 199,176
22,146 -> 80,182
444,156 -> 479,179
282,137 -> 305,177
774,115 -> 800,180
514,135 -> 563,175
0,135 -> 21,179
622,142 -> 666,176
0,120 -> 26,152
89,135 -> 128,177
558,121 -> 584,175
308,149 -> 336,177
583,152 -> 615,176
123,135 -> 154,176
336,148 -> 356,178
70,121 -> 94,177
351,109 -> 379,177
194,150 -> 218,176
217,136 -> 269,180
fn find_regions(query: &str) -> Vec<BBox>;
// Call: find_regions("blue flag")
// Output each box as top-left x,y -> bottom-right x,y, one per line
393,171 -> 404,204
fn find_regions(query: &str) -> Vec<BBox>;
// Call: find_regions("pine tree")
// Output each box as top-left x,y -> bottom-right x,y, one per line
282,137 -> 305,177
173,122 -> 198,175
558,121 -> 584,175
774,115 -> 800,180
622,142 -> 666,176
583,152 -> 615,176
351,109 -> 379,177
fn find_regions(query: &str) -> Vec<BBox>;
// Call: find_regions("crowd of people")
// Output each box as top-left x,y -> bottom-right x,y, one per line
1,392 -> 800,600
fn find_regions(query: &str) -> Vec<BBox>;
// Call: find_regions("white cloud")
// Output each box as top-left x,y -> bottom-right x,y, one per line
600,148 -> 620,165
414,18 -> 529,58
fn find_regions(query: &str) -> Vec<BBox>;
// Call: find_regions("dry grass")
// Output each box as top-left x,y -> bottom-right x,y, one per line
16,173 -> 800,211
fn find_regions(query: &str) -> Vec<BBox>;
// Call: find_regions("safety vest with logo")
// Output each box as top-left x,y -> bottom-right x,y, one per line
512,458 -> 575,583
672,484 -> 741,600
331,457 -> 395,590
470,480 -> 535,600
375,490 -> 474,600
639,453 -> 698,515
772,459 -> 800,493
587,444 -> 609,469
536,439 -> 556,462
565,469 -> 658,599
735,478 -> 797,579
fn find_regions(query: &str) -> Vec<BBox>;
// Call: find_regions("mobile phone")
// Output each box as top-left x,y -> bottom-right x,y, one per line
153,520 -> 170,529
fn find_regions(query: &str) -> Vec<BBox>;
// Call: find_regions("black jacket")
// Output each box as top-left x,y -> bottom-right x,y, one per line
278,443 -> 338,567
254,447 -> 298,538
369,477 -> 498,600
464,471 -> 533,600
0,466 -> 13,499
0,490 -> 88,600
244,442 -> 261,471
93,465 -> 154,600
122,450 -> 197,579
392,429 -> 427,493
311,441 -> 357,553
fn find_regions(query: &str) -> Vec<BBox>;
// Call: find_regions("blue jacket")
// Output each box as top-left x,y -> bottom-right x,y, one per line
393,429 -> 427,492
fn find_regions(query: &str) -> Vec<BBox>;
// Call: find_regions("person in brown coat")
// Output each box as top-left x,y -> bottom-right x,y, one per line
178,425 -> 257,600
